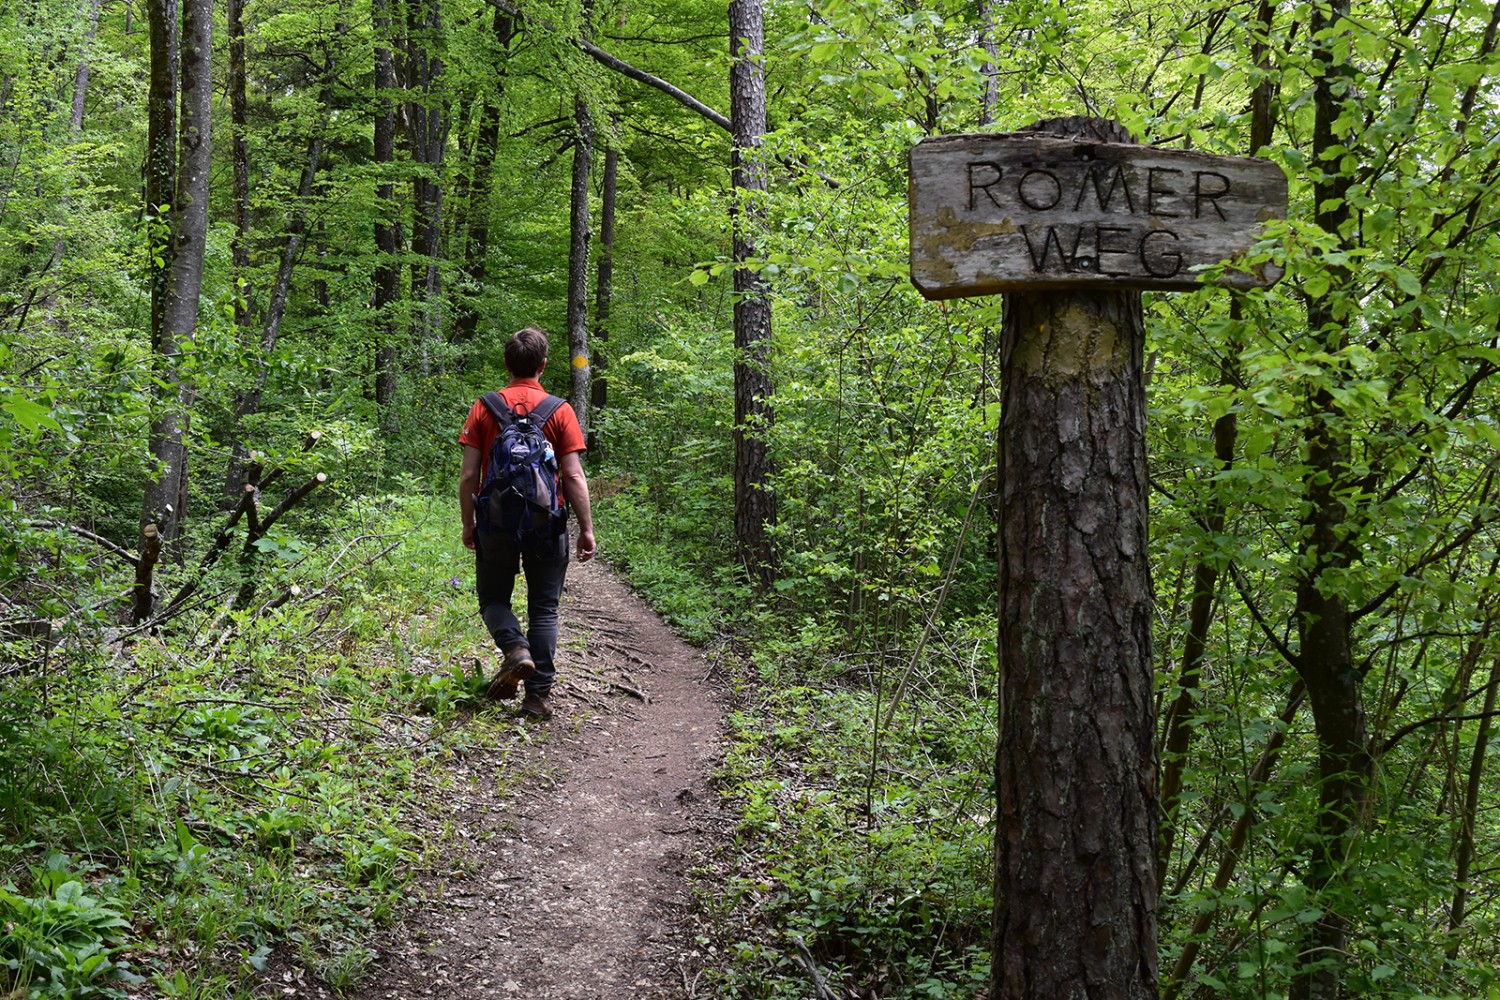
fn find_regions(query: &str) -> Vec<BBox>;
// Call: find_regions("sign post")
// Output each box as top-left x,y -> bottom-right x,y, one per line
908,118 -> 1286,1000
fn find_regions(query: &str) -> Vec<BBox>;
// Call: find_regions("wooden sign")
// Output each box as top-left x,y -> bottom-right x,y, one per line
909,133 -> 1288,297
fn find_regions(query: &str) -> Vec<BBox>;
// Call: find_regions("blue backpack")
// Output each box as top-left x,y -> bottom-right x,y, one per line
473,391 -> 567,539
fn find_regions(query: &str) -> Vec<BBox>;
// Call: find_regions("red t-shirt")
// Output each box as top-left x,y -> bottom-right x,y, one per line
458,378 -> 586,481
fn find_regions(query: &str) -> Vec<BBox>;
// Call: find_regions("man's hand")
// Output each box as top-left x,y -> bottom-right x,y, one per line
463,524 -> 476,551
576,529 -> 597,562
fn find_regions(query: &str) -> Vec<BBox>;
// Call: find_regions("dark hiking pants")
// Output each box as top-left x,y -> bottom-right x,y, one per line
473,527 -> 569,695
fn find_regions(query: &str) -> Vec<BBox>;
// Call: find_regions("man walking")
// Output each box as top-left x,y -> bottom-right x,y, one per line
459,327 -> 597,720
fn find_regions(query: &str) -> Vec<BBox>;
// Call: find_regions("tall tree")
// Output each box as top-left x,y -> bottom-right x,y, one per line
221,0 -> 252,500
729,0 -> 775,588
566,94 -> 593,428
372,0 -> 401,431
405,0 -> 445,366
590,138 -> 617,449
1288,1 -> 1366,994
141,0 -> 210,554
454,7 -> 516,348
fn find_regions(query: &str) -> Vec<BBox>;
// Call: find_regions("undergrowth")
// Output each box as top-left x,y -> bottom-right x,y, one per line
0,492 -> 528,998
596,486 -> 997,999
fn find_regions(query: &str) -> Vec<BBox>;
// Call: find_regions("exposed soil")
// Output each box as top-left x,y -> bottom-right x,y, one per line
347,557 -> 726,1000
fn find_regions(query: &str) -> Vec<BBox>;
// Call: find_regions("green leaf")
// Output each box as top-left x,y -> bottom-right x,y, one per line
1391,267 -> 1422,297
2,399 -> 64,433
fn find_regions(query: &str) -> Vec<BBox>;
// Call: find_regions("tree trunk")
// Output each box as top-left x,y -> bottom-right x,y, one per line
566,94 -> 593,429
406,0 -> 445,367
68,0 -> 103,134
373,0 -> 401,432
143,0 -> 176,346
1159,13 -> 1274,879
454,7 -> 514,349
590,139 -> 617,451
991,115 -> 1158,1000
978,0 -> 999,127
143,0 -> 209,552
50,0 -> 104,269
1156,379 -> 1234,881
730,0 -> 776,589
1447,617 -> 1499,955
230,123 -> 324,432
1289,0 -> 1367,995
223,0 -> 253,501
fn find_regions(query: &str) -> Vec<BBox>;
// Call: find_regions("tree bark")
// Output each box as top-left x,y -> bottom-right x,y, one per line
567,94 -> 594,430
590,139 -> 617,450
730,0 -> 776,588
1159,9 -> 1273,879
143,0 -> 209,551
406,0 -> 445,367
991,115 -> 1158,1000
978,0 -> 999,127
143,0 -> 177,346
373,0 -> 402,432
1289,0 -> 1367,995
1156,379 -> 1234,881
229,122 -> 325,439
1447,618 -> 1499,954
222,0 -> 252,501
68,0 -> 103,134
454,7 -> 515,348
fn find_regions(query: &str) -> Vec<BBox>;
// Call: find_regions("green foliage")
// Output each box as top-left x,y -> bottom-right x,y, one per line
703,658 -> 994,998
0,492 -> 532,994
0,864 -> 139,998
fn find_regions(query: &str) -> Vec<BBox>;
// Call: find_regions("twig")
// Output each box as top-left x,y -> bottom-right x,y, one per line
259,471 -> 328,535
254,429 -> 321,494
258,537 -> 403,616
28,520 -> 139,566
788,936 -> 839,1000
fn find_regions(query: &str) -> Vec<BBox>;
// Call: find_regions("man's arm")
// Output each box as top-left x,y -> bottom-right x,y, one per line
557,450 -> 596,562
459,445 -> 482,550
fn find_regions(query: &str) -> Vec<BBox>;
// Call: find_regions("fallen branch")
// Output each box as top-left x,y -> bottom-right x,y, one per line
258,536 -> 402,616
28,520 -> 139,566
788,936 -> 839,1000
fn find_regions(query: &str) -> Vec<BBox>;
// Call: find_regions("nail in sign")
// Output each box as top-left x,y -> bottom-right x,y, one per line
909,133 -> 1288,297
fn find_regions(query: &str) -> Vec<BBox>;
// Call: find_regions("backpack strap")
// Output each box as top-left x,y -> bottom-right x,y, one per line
527,394 -> 565,428
479,391 -> 512,426
479,391 -> 565,428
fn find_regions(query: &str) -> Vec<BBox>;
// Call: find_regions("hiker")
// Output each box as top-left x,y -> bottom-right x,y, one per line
458,326 -> 597,720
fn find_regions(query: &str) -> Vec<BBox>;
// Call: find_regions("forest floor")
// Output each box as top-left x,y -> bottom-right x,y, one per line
345,556 -> 727,1000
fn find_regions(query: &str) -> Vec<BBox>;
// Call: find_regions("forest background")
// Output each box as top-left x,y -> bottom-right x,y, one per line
1,0 -> 1499,996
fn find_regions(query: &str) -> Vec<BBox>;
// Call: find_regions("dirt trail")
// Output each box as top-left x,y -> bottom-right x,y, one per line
350,558 -> 724,1000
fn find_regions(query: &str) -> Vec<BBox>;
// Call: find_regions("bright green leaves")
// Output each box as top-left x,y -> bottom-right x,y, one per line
2,397 -> 64,436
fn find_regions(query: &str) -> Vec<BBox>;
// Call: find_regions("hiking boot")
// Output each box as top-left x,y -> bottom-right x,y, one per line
487,645 -> 536,701
520,690 -> 553,721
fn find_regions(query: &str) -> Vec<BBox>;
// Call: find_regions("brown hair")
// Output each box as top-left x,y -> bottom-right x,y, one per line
504,326 -> 549,378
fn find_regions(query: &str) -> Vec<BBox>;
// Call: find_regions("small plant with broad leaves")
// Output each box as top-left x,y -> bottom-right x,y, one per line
0,863 -> 142,997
